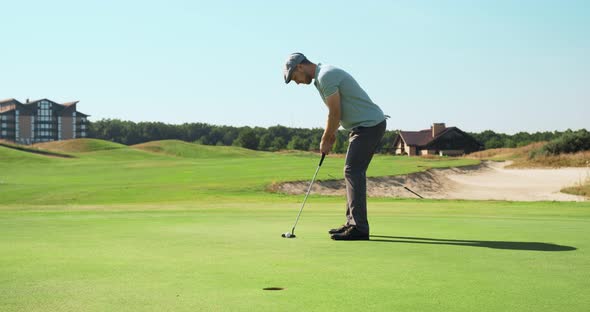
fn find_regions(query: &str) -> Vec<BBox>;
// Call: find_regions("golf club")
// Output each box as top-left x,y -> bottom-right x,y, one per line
282,153 -> 326,239
392,181 -> 424,199
326,173 -> 424,199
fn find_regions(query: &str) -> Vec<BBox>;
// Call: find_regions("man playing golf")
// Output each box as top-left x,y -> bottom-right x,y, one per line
284,53 -> 386,241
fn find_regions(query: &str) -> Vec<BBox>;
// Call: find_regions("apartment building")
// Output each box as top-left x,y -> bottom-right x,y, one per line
0,98 -> 89,145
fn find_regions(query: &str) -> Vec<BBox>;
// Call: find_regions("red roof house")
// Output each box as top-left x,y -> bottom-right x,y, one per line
393,123 -> 482,156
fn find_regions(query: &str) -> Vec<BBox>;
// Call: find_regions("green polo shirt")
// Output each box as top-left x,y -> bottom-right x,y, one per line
314,63 -> 385,130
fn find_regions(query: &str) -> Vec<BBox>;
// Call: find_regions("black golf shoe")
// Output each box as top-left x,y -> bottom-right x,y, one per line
328,224 -> 351,235
330,226 -> 369,241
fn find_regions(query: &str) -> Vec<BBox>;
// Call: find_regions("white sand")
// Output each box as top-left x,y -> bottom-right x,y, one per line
276,161 -> 589,202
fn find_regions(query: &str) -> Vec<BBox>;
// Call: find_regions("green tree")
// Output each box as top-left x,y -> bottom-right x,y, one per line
287,135 -> 309,150
486,137 -> 503,149
235,128 -> 259,150
332,131 -> 349,153
269,137 -> 286,151
258,133 -> 273,151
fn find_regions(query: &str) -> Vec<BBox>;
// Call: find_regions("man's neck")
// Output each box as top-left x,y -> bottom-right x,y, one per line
308,63 -> 318,80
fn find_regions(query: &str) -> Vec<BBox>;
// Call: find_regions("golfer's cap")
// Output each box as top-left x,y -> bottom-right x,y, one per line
283,52 -> 307,84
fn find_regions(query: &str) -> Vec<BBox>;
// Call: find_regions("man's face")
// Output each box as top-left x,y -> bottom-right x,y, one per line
291,65 -> 313,85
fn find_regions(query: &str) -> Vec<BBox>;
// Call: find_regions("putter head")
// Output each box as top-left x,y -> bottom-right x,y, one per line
281,232 -> 296,238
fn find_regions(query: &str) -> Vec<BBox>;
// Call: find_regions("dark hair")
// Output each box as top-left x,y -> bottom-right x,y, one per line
300,58 -> 312,65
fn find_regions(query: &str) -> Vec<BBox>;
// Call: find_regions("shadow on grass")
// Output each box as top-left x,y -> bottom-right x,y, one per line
370,235 -> 576,251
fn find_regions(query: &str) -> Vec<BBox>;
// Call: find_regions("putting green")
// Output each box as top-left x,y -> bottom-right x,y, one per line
1,200 -> 589,311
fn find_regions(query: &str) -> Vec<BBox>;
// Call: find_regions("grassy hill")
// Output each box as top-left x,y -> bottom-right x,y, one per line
132,139 -> 265,158
467,141 -> 590,168
0,139 -> 479,205
33,138 -> 126,153
0,140 -> 74,158
466,142 -> 545,163
0,144 -> 63,164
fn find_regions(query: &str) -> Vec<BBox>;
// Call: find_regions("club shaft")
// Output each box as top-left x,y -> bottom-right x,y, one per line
391,180 -> 424,199
403,186 -> 424,199
291,163 -> 322,234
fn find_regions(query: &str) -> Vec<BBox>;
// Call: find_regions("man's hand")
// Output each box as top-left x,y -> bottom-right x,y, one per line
320,134 -> 336,154
320,91 -> 341,155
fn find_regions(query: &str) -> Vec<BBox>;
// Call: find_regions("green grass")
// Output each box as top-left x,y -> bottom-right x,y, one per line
0,140 -> 74,158
0,139 -> 479,205
1,201 -> 589,312
1,139 -> 589,311
133,139 -> 264,158
33,138 -> 127,153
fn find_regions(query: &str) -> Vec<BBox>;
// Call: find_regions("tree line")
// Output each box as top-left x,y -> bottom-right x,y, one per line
468,130 -> 579,150
529,129 -> 590,157
88,119 -> 397,154
88,119 -> 586,153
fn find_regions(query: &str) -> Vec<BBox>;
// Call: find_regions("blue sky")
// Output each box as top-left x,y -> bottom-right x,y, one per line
1,0 -> 588,133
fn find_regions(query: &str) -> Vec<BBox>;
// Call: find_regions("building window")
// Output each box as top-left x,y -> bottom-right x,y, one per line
38,101 -> 51,109
72,112 -> 76,139
58,115 -> 62,140
15,110 -> 19,139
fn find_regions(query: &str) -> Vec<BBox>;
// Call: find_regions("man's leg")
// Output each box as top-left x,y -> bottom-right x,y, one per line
344,120 -> 386,234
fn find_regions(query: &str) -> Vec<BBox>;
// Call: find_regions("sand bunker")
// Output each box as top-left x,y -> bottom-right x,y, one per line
276,161 -> 589,202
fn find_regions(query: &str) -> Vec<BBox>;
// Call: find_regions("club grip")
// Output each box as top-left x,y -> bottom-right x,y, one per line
318,153 -> 326,167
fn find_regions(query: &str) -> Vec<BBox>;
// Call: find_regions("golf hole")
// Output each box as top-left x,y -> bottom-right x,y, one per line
263,287 -> 285,291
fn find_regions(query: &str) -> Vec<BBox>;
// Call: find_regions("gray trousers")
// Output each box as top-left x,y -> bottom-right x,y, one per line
344,120 -> 386,234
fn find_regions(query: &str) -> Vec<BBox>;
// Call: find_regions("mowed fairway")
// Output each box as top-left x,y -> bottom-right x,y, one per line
1,139 -> 589,311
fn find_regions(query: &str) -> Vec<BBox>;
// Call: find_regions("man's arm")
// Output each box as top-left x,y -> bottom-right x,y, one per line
320,91 -> 341,154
